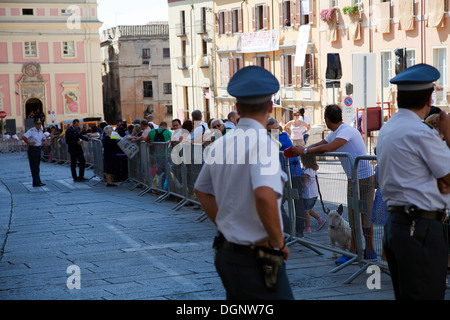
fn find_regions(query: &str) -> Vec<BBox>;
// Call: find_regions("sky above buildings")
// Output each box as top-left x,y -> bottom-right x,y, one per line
97,0 -> 169,32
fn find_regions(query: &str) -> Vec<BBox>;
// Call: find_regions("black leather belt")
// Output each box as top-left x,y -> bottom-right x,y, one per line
388,205 -> 447,223
214,233 -> 257,257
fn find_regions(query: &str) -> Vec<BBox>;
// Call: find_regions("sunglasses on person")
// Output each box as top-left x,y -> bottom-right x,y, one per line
212,124 -> 222,129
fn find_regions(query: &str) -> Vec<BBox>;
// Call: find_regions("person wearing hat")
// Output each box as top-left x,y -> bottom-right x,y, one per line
376,63 -> 450,300
22,119 -> 46,187
194,66 -> 294,300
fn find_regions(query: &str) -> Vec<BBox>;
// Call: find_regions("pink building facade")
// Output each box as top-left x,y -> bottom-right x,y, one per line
0,0 -> 104,133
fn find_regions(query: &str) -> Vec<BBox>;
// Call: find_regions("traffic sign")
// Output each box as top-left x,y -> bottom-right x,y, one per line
0,111 -> 6,119
344,96 -> 353,107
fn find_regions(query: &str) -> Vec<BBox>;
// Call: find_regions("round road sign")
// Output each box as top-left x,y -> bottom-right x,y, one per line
0,111 -> 6,119
344,97 -> 353,107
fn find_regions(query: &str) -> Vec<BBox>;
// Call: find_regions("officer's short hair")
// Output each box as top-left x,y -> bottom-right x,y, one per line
237,100 -> 272,117
192,110 -> 202,121
324,104 -> 343,124
397,88 -> 434,110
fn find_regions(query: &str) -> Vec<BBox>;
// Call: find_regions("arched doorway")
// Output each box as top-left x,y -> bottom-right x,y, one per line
25,98 -> 45,123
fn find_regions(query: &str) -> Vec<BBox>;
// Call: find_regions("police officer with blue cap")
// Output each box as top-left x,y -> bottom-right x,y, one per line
377,63 -> 450,300
194,66 -> 294,299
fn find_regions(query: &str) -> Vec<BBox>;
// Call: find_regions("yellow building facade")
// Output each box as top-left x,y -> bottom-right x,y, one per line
213,0 -> 322,126
168,0 -> 216,123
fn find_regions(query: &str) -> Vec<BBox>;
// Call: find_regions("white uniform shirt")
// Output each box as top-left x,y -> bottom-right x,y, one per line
324,123 -> 374,179
23,127 -> 45,147
377,108 -> 450,210
189,121 -> 210,142
194,118 -> 287,245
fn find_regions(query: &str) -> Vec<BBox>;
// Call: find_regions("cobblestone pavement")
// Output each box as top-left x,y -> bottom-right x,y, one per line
0,153 -> 448,301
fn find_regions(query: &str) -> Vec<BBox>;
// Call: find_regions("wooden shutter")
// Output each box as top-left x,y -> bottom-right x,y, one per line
279,2 -> 284,28
229,57 -> 234,78
280,55 -> 285,86
238,8 -> 243,33
290,1 -> 295,26
309,54 -> 315,86
215,13 -> 219,34
263,5 -> 269,30
296,64 -> 302,88
309,0 -> 314,25
295,0 -> 301,27
252,7 -> 256,31
264,56 -> 270,71
227,11 -> 233,34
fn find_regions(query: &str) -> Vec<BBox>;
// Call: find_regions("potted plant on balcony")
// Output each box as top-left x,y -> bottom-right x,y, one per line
343,5 -> 359,16
343,5 -> 361,41
320,8 -> 338,42
320,8 -> 338,23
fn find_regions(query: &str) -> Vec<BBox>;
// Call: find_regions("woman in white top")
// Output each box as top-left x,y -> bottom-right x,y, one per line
283,110 -> 310,147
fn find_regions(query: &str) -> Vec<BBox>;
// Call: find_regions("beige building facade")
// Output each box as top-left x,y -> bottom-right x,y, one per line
0,0 -> 104,133
319,0 -> 450,115
101,24 -> 172,125
213,0 -> 321,126
168,0 -> 216,123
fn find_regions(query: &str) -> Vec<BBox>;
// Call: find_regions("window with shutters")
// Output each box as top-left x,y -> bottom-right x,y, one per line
282,1 -> 293,27
255,4 -> 267,30
232,8 -> 243,33
302,53 -> 315,87
254,55 -> 270,71
220,55 -> 230,86
282,54 -> 294,86
218,10 -> 226,35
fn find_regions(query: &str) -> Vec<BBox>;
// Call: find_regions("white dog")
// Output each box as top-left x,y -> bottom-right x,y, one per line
327,204 -> 352,259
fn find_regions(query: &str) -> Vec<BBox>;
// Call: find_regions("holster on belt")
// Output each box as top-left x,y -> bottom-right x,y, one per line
255,246 -> 284,291
213,233 -> 284,291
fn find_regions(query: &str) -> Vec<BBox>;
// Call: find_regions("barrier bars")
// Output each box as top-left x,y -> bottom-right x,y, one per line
47,138 -> 449,286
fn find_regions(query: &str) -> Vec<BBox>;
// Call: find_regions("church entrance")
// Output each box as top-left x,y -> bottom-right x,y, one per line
25,98 -> 45,124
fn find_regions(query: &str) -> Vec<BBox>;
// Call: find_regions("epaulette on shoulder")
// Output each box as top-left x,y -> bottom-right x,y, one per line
422,121 -> 435,130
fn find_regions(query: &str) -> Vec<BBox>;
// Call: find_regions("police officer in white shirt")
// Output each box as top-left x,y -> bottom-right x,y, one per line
22,119 -> 46,187
194,66 -> 294,300
377,64 -> 450,300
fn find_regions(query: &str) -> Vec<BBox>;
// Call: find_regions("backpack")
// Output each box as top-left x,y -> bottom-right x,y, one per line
153,129 -> 166,142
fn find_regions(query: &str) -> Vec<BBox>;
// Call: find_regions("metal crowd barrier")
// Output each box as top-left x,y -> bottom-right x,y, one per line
0,138 -> 27,153
47,137 -> 449,286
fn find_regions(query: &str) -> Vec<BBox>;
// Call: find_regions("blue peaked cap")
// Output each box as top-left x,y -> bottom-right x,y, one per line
227,66 -> 280,103
390,63 -> 440,91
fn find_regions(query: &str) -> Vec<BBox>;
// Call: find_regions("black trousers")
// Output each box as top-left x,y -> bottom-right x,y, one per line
70,151 -> 85,180
28,146 -> 42,185
214,246 -> 294,300
384,212 -> 448,300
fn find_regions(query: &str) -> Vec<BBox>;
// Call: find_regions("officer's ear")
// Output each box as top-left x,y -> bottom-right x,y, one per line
267,101 -> 273,115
